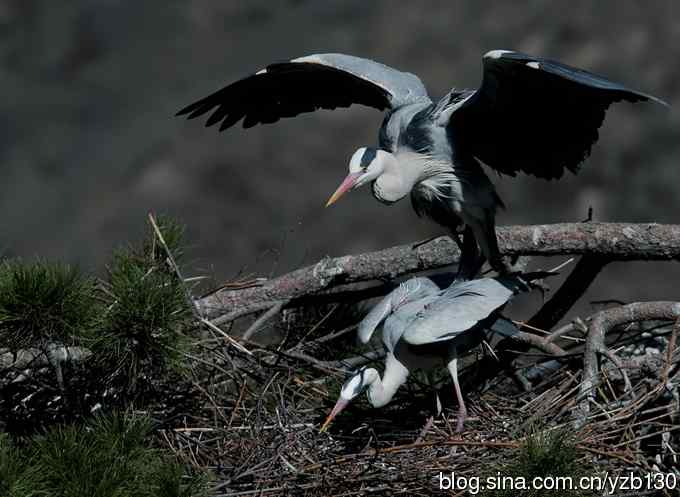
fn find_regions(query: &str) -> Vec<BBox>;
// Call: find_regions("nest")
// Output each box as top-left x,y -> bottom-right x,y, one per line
157,314 -> 680,496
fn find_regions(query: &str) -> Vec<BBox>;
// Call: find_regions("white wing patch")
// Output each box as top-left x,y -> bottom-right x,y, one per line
291,55 -> 325,64
526,61 -> 541,69
484,49 -> 513,60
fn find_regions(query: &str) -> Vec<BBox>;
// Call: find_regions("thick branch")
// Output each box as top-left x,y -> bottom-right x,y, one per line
578,301 -> 680,423
199,223 -> 680,321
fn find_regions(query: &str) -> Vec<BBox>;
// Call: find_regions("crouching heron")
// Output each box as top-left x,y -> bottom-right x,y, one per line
178,50 -> 666,278
319,274 -> 540,433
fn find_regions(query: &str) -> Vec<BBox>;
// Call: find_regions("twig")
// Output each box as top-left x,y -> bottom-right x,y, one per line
578,301 -> 680,425
662,317 -> 679,383
509,331 -> 568,356
528,255 -> 608,332
305,324 -> 358,346
242,300 -> 289,341
148,212 -> 202,320
201,318 -> 253,356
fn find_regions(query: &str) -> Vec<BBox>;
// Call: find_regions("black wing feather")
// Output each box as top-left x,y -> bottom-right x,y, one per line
449,51 -> 667,179
177,62 -> 391,131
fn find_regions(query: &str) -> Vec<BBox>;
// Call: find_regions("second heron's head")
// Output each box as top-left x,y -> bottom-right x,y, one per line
326,147 -> 399,207
319,367 -> 378,432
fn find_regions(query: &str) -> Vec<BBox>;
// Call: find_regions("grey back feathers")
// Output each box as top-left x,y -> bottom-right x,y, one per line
358,276 -> 520,352
357,277 -> 439,345
401,278 -> 514,345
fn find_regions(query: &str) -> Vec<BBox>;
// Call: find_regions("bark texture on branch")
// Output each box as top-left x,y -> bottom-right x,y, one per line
198,223 -> 680,321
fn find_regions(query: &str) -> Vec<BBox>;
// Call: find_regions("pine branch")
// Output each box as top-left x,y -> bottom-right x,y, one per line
198,223 -> 680,323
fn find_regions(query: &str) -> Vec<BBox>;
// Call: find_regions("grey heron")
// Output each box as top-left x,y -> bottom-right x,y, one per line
319,274 -> 534,433
177,50 -> 666,277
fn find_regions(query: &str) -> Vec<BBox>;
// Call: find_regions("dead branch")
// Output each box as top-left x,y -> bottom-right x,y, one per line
0,346 -> 92,371
577,301 -> 680,424
198,223 -> 680,323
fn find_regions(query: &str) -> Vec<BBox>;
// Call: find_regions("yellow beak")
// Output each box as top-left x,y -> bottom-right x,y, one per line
319,398 -> 350,432
325,173 -> 362,207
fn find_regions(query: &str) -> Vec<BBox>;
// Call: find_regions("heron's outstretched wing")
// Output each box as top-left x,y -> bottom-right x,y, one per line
444,50 -> 667,180
358,277 -> 439,345
177,53 -> 431,131
402,278 -> 514,345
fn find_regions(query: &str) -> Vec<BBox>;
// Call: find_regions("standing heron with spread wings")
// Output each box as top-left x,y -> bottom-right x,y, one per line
318,275 -> 537,433
178,50 -> 666,278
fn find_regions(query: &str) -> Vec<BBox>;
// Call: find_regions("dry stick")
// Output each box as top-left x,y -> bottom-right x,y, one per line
537,262 -> 607,328
509,331 -> 568,356
242,300 -> 289,341
148,214 -> 256,367
199,223 -> 680,323
288,304 -> 339,349
600,347 -> 634,395
577,301 -> 680,425
495,256 -> 608,387
662,317 -> 680,383
527,255 -> 609,332
147,212 -> 199,318
302,440 -> 521,472
306,324 -> 358,346
201,318 -> 252,356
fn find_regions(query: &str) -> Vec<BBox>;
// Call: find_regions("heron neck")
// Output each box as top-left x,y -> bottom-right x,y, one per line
373,151 -> 422,203
367,354 -> 409,408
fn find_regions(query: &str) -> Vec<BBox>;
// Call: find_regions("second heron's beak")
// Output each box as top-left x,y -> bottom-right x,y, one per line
325,173 -> 362,207
319,398 -> 350,432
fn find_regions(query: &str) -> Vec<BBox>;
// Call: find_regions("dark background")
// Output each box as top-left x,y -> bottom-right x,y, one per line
1,1 -> 678,311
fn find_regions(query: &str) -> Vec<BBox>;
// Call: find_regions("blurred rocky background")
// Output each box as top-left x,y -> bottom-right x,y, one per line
1,0 -> 678,309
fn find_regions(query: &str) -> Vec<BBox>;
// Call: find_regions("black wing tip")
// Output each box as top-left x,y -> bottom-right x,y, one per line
175,101 -> 209,119
175,105 -> 194,117
484,49 -> 670,107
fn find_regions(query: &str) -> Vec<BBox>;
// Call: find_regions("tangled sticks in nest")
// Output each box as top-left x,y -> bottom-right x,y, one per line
160,224 -> 680,495
3,222 -> 680,495
164,308 -> 680,496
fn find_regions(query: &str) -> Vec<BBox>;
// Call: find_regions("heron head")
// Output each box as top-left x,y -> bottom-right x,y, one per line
320,367 -> 378,432
325,147 -> 387,207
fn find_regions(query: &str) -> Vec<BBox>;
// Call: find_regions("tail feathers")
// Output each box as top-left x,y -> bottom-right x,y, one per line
489,317 -> 520,338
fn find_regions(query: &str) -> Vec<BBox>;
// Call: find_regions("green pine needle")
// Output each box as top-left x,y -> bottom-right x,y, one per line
0,413 -> 209,497
90,216 -> 194,393
0,259 -> 99,351
482,427 -> 597,497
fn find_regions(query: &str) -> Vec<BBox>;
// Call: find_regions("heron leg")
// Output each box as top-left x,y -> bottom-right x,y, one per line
453,226 -> 484,281
466,214 -> 514,275
416,372 -> 442,442
447,356 -> 467,433
426,371 -> 442,416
